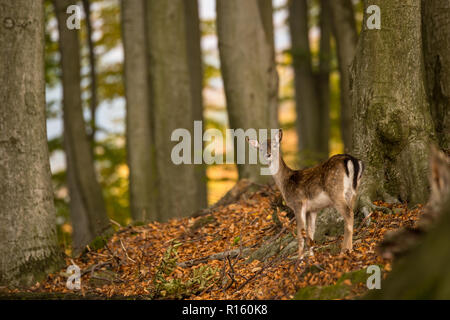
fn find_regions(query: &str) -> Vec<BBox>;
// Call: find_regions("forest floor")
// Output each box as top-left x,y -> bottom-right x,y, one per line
3,184 -> 422,300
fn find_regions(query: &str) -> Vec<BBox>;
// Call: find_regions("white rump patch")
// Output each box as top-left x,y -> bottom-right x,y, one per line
344,160 -> 355,204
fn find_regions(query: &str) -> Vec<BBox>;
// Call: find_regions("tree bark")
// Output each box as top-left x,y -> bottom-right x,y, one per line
316,0 -> 331,158
146,0 -> 205,220
422,0 -> 450,151
257,0 -> 279,131
217,0 -> 279,182
288,0 -> 325,164
81,0 -> 98,144
121,0 -> 158,222
184,0 -> 207,209
54,0 -> 112,254
329,0 -> 358,153
351,0 -> 435,212
0,0 -> 63,286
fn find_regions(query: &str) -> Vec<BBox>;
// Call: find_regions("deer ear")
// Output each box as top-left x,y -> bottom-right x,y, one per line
247,138 -> 260,149
275,129 -> 283,143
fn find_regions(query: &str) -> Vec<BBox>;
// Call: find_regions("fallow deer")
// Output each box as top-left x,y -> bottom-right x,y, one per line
248,129 -> 364,257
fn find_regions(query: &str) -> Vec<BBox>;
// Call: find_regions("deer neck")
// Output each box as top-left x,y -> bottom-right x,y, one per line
270,150 -> 292,189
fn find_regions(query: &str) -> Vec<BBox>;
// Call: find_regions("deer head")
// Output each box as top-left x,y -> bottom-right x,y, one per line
247,129 -> 283,174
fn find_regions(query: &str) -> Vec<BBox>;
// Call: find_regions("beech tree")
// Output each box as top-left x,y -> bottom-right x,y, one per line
54,0 -> 112,254
351,0 -> 435,213
288,0 -> 331,164
0,0 -> 62,286
146,0 -> 207,220
217,0 -> 279,182
422,0 -> 450,151
329,0 -> 358,152
121,0 -> 157,222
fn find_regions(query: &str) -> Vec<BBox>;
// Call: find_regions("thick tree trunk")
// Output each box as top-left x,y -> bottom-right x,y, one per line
54,0 -> 112,254
81,0 -> 98,144
351,0 -> 435,212
0,0 -> 63,286
288,0 -> 324,164
121,0 -> 157,222
217,0 -> 279,182
184,0 -> 207,209
146,0 -> 205,220
329,0 -> 358,153
422,0 -> 450,151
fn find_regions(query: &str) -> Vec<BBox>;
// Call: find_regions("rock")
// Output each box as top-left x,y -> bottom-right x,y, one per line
314,208 -> 344,243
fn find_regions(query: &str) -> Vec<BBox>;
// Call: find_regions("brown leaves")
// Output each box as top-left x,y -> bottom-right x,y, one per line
19,187 -> 422,300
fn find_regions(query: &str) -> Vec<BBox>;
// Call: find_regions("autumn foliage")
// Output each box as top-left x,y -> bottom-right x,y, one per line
6,185 -> 422,299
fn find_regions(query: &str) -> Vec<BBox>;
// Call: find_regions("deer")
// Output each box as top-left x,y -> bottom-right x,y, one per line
248,129 -> 364,258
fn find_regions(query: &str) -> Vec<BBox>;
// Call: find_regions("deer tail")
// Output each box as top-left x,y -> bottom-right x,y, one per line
343,155 -> 364,190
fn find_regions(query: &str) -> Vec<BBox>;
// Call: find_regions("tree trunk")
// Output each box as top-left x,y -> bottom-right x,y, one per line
121,0 -> 158,222
329,0 -> 358,153
257,0 -> 279,131
351,0 -> 435,212
184,0 -> 207,209
81,0 -> 98,144
54,0 -> 112,254
146,0 -> 205,220
0,0 -> 63,286
422,0 -> 450,151
216,0 -> 279,182
288,0 -> 324,164
316,0 -> 331,158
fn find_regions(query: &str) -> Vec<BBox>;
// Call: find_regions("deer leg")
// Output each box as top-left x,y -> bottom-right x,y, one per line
295,204 -> 307,258
306,211 -> 317,241
336,203 -> 354,252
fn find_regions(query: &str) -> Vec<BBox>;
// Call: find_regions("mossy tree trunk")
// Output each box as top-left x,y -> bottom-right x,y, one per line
216,0 -> 279,182
146,0 -> 206,220
121,0 -> 157,222
54,0 -> 112,254
351,0 -> 435,211
422,0 -> 450,151
329,0 -> 358,153
0,0 -> 63,286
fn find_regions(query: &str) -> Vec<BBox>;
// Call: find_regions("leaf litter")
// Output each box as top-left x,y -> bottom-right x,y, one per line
9,185 -> 422,299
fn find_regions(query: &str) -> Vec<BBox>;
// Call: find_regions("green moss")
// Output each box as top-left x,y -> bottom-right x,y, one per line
131,221 -> 147,227
88,228 -> 114,251
293,266 -> 384,300
3,248 -> 64,288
